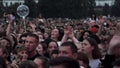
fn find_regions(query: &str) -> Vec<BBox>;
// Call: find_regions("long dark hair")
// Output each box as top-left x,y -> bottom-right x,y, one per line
85,37 -> 102,59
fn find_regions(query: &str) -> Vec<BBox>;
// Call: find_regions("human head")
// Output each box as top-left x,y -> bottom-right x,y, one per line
58,41 -> 78,59
83,30 -> 92,40
14,45 -> 28,60
0,46 -> 8,59
0,37 -> 12,53
36,42 -> 47,56
34,56 -> 49,68
49,56 -> 80,68
47,40 -> 58,55
82,37 -> 101,59
77,52 -> 90,68
34,31 -> 45,42
18,33 -> 29,44
19,60 -> 38,68
51,28 -> 63,41
0,37 -> 11,47
109,43 -> 120,59
25,33 -> 39,52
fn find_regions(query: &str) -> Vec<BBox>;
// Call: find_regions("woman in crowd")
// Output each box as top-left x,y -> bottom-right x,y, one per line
82,37 -> 102,68
36,42 -> 47,56
45,40 -> 59,58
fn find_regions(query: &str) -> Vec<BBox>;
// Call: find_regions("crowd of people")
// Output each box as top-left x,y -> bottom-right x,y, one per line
0,13 -> 120,68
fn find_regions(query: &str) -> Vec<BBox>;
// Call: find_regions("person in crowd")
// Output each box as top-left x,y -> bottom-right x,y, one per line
79,30 -> 92,42
49,56 -> 80,68
19,60 -> 38,68
101,22 -> 120,68
34,56 -> 49,68
18,33 -> 29,45
0,45 -> 11,68
36,42 -> 47,56
44,40 -> 59,58
25,33 -> 41,60
44,28 -> 64,46
0,37 -> 12,59
5,14 -> 18,50
82,37 -> 102,68
11,45 -> 28,68
43,32 -> 49,40
77,52 -> 91,68
58,41 -> 78,59
34,27 -> 45,42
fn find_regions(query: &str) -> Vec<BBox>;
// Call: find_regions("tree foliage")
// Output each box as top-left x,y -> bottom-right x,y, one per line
0,0 -> 96,18
37,0 -> 95,18
103,3 -> 110,16
111,0 -> 120,17
24,0 -> 37,18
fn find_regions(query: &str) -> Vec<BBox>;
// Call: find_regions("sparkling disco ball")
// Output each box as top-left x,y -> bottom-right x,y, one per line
17,5 -> 29,17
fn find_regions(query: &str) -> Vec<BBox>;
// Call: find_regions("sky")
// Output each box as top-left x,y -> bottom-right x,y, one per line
95,0 -> 115,6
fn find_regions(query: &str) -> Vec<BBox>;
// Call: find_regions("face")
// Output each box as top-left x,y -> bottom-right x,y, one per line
25,36 -> 38,52
18,50 -> 28,60
58,46 -> 74,58
48,41 -> 58,54
38,34 -> 44,42
83,32 -> 90,39
0,39 -> 9,46
51,29 -> 59,39
36,44 -> 44,55
27,26 -> 33,32
44,33 -> 49,39
34,58 -> 43,68
82,40 -> 94,54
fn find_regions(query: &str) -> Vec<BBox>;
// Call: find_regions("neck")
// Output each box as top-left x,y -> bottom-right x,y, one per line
87,53 -> 93,60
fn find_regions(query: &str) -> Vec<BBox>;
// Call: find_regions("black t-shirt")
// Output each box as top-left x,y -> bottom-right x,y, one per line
27,52 -> 41,60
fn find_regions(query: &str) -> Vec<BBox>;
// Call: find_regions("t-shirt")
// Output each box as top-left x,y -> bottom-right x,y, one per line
89,59 -> 101,68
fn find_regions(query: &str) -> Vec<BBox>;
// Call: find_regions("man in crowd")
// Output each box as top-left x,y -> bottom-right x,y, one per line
58,41 -> 78,59
25,33 -> 41,60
